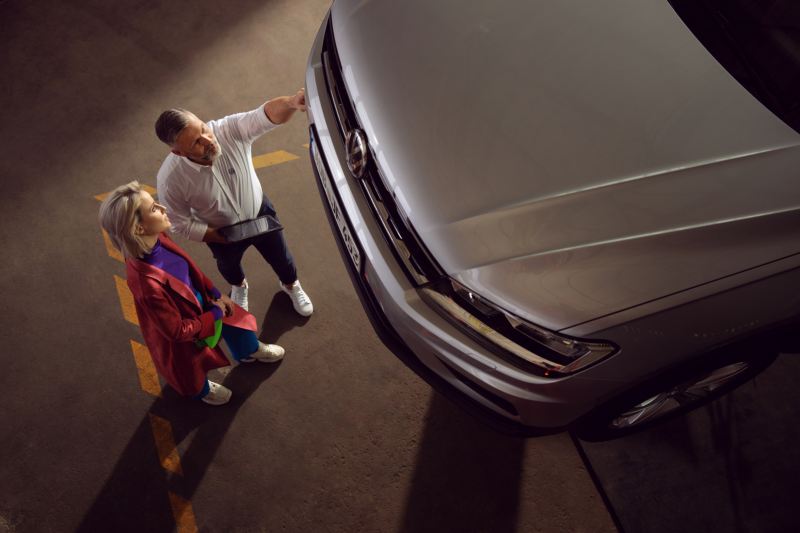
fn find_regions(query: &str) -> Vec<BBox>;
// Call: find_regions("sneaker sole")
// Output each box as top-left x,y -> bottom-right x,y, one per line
241,356 -> 283,363
201,393 -> 231,405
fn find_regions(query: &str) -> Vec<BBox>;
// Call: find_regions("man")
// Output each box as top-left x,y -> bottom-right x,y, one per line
155,90 -> 312,316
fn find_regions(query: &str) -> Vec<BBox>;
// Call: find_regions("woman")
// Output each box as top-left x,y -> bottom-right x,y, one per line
99,181 -> 284,405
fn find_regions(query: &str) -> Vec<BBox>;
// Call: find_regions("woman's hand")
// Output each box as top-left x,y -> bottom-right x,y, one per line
219,294 -> 235,317
211,299 -> 227,317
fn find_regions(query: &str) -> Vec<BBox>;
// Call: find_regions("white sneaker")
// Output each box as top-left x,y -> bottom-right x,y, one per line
201,381 -> 232,405
230,279 -> 249,311
281,280 -> 313,317
241,342 -> 285,363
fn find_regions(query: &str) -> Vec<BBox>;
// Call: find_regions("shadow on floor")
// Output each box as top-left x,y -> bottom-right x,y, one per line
399,393 -> 525,533
75,330 -> 285,532
258,291 -> 310,344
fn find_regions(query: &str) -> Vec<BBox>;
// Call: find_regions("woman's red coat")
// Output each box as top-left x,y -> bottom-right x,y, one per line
125,235 -> 256,396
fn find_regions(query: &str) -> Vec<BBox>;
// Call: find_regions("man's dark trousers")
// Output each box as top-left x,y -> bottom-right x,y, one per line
206,195 -> 297,286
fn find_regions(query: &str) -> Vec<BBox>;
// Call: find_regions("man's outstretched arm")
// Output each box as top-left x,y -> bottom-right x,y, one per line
264,88 -> 307,124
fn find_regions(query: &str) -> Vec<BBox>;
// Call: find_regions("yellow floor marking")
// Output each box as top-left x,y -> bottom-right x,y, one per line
94,183 -> 157,202
252,150 -> 299,169
101,230 -> 124,263
168,492 -> 199,533
114,275 -> 139,326
148,414 -> 184,476
130,340 -> 161,397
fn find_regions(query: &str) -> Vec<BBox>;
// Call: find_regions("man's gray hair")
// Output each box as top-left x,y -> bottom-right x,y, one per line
155,108 -> 194,146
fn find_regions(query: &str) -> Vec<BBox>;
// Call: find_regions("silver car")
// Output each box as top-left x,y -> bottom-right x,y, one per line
305,0 -> 800,439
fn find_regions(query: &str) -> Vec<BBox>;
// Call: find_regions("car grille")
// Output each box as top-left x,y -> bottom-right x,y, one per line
321,21 -> 443,286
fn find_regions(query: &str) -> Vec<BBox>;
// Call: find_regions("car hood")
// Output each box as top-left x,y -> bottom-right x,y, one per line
331,0 -> 800,330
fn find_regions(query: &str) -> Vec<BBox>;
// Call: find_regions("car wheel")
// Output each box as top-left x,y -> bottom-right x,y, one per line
574,345 -> 777,442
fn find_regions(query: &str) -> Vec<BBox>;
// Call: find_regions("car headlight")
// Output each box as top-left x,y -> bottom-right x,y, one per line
419,278 -> 618,376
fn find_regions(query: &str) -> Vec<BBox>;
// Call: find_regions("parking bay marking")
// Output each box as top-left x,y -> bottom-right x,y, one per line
130,340 -> 162,397
169,492 -> 199,533
113,275 -> 139,326
252,149 -> 299,169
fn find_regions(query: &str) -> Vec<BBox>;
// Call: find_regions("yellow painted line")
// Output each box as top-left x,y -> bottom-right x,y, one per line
130,340 -> 162,397
114,275 -> 139,326
252,150 -> 299,169
148,414 -> 184,476
101,230 -> 124,263
94,183 -> 157,202
168,492 -> 199,533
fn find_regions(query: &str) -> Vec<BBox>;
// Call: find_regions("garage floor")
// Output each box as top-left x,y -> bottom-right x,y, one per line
0,1 -> 795,532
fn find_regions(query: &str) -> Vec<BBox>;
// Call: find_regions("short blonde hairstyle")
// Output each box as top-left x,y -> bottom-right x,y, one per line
98,180 -> 154,259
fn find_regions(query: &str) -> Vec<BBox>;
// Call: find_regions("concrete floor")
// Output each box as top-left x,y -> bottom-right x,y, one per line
4,1 -> 798,533
0,1 -> 615,532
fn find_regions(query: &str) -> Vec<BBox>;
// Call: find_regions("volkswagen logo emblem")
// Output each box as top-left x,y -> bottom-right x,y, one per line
345,128 -> 369,179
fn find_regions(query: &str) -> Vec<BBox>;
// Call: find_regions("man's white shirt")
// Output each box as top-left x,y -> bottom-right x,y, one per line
157,105 -> 279,242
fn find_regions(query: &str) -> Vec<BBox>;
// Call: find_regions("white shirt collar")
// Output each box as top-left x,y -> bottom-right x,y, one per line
179,154 -> 212,172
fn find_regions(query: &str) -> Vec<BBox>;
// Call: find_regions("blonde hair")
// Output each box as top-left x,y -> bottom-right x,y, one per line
98,180 -> 154,259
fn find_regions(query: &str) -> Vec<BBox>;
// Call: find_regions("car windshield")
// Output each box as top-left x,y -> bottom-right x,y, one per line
669,0 -> 800,133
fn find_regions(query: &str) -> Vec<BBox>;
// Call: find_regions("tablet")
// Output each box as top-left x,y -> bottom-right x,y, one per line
217,215 -> 283,242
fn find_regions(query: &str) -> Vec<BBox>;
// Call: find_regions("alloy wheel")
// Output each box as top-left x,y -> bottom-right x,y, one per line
609,361 -> 750,429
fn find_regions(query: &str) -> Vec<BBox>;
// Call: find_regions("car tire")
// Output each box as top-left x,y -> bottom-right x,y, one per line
574,341 -> 778,442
